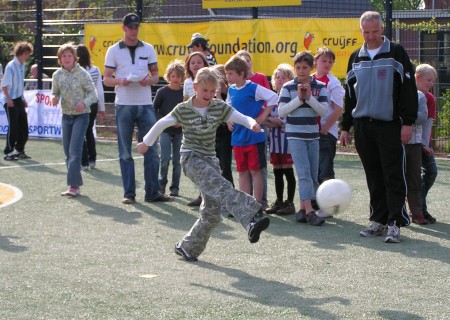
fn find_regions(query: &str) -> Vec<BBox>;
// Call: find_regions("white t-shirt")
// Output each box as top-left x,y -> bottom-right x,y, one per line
104,40 -> 157,105
183,77 -> 195,98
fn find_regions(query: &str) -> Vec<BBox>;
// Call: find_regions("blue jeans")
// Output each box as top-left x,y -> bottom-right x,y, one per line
159,131 -> 182,194
62,114 -> 89,187
318,133 -> 337,184
288,139 -> 319,201
115,104 -> 161,201
421,152 -> 438,212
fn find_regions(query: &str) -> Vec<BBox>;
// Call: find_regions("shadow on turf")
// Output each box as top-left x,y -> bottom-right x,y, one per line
134,200 -> 237,240
0,234 -> 28,253
194,261 -> 350,319
77,196 -> 142,225
266,215 -> 450,266
378,309 -> 426,320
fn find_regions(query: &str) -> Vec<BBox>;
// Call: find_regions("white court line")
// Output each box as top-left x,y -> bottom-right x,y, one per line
0,156 -> 144,170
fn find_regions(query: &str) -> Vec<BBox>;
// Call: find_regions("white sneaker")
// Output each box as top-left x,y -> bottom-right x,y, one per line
316,209 -> 333,219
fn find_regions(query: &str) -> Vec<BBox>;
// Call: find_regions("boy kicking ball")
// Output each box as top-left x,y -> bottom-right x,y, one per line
136,67 -> 270,262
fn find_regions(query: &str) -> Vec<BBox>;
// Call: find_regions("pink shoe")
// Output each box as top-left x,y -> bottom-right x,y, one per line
61,187 -> 80,197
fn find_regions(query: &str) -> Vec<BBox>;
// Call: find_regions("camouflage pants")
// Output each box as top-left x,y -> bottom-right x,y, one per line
178,151 -> 261,258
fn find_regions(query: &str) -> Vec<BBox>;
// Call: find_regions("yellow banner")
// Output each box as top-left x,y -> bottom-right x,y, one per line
85,18 -> 362,80
202,0 -> 301,8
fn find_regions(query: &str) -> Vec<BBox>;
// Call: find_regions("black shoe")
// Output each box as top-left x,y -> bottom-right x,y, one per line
277,200 -> 295,216
295,209 -> 307,223
247,216 -> 270,243
4,154 -> 18,161
147,194 -> 173,202
187,195 -> 202,206
17,152 -> 31,159
306,211 -> 325,226
265,200 -> 283,214
423,212 -> 437,224
169,191 -> 179,197
174,243 -> 198,262
122,196 -> 136,204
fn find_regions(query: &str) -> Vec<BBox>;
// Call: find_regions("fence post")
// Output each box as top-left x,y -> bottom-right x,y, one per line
137,0 -> 143,21
252,7 -> 258,19
384,0 -> 393,40
35,0 -> 44,90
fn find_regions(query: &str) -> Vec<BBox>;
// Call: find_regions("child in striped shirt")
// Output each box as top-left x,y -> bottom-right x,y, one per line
136,67 -> 270,262
278,51 -> 328,226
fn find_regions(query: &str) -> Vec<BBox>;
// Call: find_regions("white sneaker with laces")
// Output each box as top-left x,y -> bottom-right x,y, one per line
385,223 -> 400,243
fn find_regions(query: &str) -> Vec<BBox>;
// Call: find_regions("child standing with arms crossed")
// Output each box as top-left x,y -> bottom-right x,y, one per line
137,67 -> 270,262
264,64 -> 297,215
416,64 -> 439,224
52,43 -> 97,197
278,51 -> 327,226
153,60 -> 185,197
225,56 -> 278,210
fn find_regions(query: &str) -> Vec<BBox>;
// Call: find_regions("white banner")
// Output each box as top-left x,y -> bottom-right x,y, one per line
0,90 -> 62,139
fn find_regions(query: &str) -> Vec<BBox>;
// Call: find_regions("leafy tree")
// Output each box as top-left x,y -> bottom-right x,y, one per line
370,0 -> 424,11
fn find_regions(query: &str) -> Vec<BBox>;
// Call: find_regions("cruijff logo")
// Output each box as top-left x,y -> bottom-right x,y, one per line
89,36 -> 97,56
304,32 -> 314,50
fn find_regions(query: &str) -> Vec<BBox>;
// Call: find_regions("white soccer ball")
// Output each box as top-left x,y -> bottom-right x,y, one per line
316,179 -> 352,215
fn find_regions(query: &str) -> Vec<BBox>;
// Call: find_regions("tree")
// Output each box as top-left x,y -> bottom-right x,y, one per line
370,0 -> 425,11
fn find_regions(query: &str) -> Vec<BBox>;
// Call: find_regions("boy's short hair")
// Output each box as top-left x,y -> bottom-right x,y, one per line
293,51 -> 314,67
271,63 -> 294,88
14,41 -> 33,57
235,50 -> 252,62
163,59 -> 185,83
194,67 -> 219,89
314,47 -> 336,62
224,55 -> 248,79
415,63 -> 437,79
57,43 -> 77,66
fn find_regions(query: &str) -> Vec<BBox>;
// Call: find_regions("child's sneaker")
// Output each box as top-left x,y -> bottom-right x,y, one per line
384,223 -> 400,243
81,165 -> 89,171
61,187 -> 80,197
411,214 -> 428,225
277,200 -> 295,215
295,209 -> 307,223
89,161 -> 96,169
247,216 -> 270,243
174,242 -> 198,262
265,199 -> 283,214
306,211 -> 325,226
316,209 -> 333,219
4,153 -> 18,161
423,212 -> 437,224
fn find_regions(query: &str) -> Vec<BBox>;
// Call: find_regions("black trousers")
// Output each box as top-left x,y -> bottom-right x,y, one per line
354,118 -> 409,227
215,123 -> 234,187
3,98 -> 28,154
82,103 -> 98,165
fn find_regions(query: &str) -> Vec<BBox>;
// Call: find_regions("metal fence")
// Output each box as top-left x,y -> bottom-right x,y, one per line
1,0 -> 449,155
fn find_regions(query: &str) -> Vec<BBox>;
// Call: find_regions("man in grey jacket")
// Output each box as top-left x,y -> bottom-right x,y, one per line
340,11 -> 418,243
